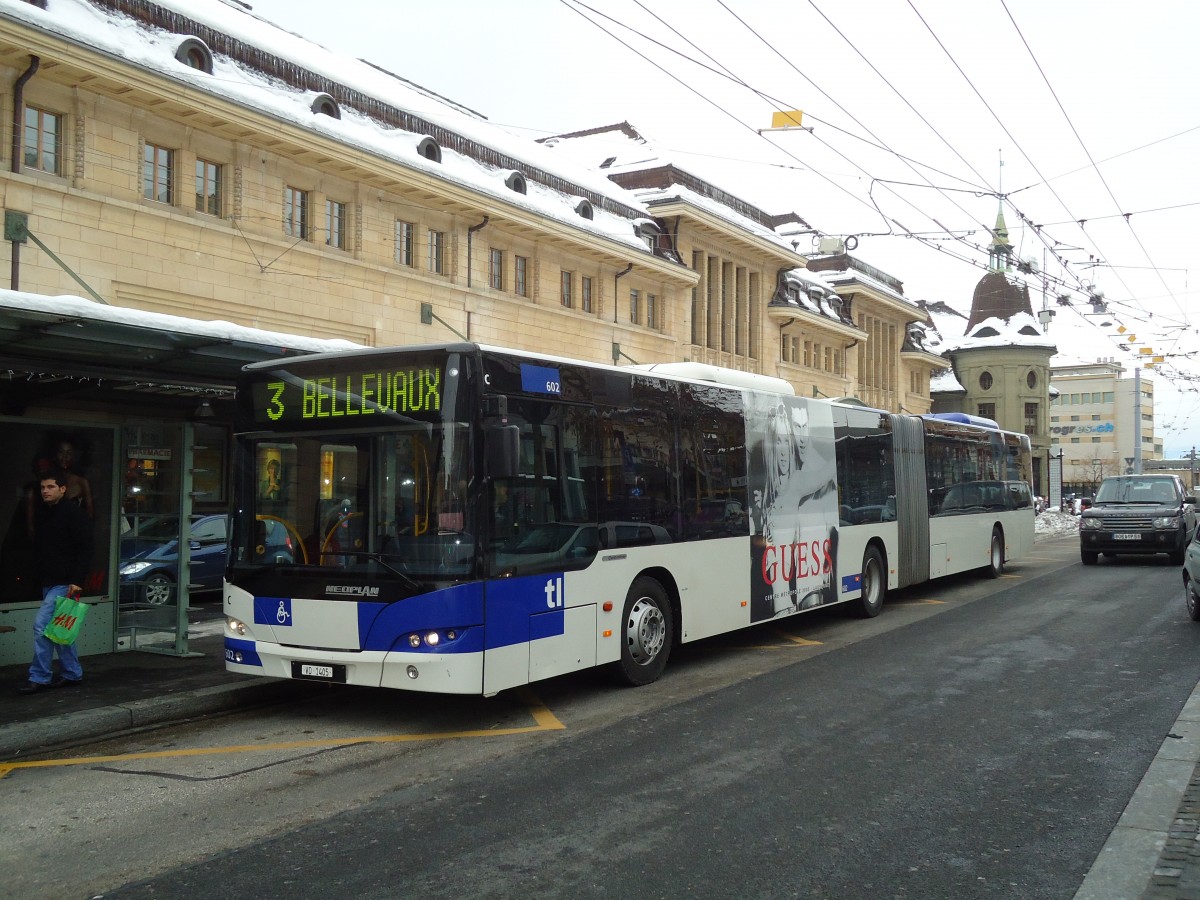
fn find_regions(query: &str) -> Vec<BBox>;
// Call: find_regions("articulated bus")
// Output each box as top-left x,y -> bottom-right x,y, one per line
224,343 -> 1033,694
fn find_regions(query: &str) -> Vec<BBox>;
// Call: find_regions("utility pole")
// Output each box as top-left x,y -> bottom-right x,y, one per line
1133,365 -> 1142,475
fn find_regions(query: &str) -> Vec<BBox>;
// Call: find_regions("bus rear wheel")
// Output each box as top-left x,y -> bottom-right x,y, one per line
986,527 -> 1004,579
612,577 -> 673,687
849,545 -> 885,618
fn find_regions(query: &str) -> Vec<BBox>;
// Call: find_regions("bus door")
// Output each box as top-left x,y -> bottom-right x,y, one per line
482,399 -> 599,694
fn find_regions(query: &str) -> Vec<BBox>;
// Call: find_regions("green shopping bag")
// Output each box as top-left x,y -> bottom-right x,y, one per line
43,592 -> 89,646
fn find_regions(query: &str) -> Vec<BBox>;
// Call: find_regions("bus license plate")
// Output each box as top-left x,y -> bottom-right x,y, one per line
292,661 -> 346,682
1114,533 -> 1142,541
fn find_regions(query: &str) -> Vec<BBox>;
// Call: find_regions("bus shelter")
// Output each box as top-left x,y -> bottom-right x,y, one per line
0,290 -> 359,665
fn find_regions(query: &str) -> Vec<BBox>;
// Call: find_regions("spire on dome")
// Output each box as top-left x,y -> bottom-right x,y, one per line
988,202 -> 1012,273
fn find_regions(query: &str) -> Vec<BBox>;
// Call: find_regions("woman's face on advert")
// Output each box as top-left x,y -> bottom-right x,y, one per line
773,411 -> 792,479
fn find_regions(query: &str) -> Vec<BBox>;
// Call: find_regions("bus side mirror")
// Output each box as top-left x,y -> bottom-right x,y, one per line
485,424 -> 520,479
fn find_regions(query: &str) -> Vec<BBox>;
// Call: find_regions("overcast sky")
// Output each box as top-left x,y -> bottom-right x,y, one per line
245,0 -> 1200,457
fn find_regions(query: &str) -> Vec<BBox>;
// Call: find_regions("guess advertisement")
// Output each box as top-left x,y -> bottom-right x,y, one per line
746,394 -> 839,622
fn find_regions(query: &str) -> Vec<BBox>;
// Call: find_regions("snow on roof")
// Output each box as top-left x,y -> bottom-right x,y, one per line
634,181 -> 799,253
816,265 -> 913,309
930,366 -> 966,394
0,288 -> 364,353
2,0 -> 657,253
543,123 -> 804,254
941,311 -> 1057,353
540,123 -> 665,175
772,268 -> 852,326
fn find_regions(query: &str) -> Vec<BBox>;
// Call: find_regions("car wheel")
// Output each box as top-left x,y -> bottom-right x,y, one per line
1187,576 -> 1200,622
1081,549 -> 1099,566
141,572 -> 175,606
986,527 -> 1004,578
612,576 -> 673,686
1169,548 -> 1185,566
849,545 -> 886,618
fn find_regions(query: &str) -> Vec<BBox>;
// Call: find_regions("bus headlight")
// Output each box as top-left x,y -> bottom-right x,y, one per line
226,616 -> 248,636
406,630 -> 459,649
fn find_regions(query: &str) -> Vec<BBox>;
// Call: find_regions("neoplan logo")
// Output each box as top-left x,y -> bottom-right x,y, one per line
326,585 -> 380,596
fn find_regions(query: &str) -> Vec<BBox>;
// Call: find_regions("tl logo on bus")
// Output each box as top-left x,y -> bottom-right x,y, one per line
544,576 -> 565,609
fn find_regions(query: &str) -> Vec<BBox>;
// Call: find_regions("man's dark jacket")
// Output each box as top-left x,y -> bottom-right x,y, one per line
33,499 -> 93,588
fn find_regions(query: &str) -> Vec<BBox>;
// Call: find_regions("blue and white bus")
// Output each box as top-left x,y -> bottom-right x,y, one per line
224,343 -> 1033,694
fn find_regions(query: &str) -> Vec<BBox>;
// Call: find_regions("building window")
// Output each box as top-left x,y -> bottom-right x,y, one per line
978,402 -> 996,419
428,229 -> 445,274
1024,402 -> 1038,435
1026,371 -> 1037,389
515,256 -> 529,297
143,142 -> 174,204
195,159 -> 221,216
284,186 -> 308,239
395,221 -> 415,266
489,248 -> 505,291
326,199 -> 347,249
561,271 -> 573,308
23,106 -> 61,174
581,276 -> 592,313
979,371 -> 993,390
646,293 -> 657,329
630,289 -> 640,324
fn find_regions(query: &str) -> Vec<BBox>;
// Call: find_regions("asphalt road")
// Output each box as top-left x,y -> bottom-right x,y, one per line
95,543 -> 1200,900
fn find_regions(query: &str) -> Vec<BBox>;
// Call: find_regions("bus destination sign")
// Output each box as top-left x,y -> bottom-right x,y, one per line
252,365 -> 443,426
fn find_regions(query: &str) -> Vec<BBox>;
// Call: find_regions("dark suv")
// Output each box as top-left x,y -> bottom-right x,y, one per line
1080,474 -> 1197,565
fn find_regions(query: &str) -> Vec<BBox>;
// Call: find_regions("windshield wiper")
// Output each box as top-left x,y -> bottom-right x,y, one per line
327,550 -> 422,590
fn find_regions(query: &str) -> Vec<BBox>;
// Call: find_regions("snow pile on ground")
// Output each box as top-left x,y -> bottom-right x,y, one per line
1035,510 -> 1080,537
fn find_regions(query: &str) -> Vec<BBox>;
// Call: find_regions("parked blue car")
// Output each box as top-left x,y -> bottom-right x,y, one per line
119,514 -> 293,606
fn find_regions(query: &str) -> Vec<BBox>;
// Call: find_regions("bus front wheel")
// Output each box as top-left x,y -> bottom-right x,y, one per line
849,545 -> 886,618
613,577 -> 673,687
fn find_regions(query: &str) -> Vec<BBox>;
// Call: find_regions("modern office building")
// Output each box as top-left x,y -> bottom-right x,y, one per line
1050,359 -> 1163,497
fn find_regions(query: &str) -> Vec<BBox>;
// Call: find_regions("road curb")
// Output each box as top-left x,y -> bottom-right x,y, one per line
1074,678 -> 1200,899
0,679 -> 313,758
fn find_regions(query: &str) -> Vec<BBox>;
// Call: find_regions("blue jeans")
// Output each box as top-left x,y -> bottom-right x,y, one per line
28,585 -> 83,685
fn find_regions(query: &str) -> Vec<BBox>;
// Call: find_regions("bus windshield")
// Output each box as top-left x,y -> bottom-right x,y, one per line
231,423 -> 475,581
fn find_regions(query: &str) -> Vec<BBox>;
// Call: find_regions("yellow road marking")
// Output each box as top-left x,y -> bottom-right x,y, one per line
775,630 -> 822,646
0,689 -> 564,779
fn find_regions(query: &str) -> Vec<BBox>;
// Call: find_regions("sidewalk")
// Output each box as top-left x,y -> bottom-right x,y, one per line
0,615 -> 311,759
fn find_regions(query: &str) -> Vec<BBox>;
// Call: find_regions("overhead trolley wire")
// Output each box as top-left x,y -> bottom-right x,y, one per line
999,0 -> 1185,326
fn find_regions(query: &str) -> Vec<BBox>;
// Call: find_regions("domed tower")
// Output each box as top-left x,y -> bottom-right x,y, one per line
939,204 -> 1056,493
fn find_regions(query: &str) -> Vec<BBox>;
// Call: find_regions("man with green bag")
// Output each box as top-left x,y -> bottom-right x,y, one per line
19,468 -> 93,694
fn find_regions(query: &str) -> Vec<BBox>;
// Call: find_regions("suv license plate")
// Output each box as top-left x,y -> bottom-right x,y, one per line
292,661 -> 346,682
1114,533 -> 1142,541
